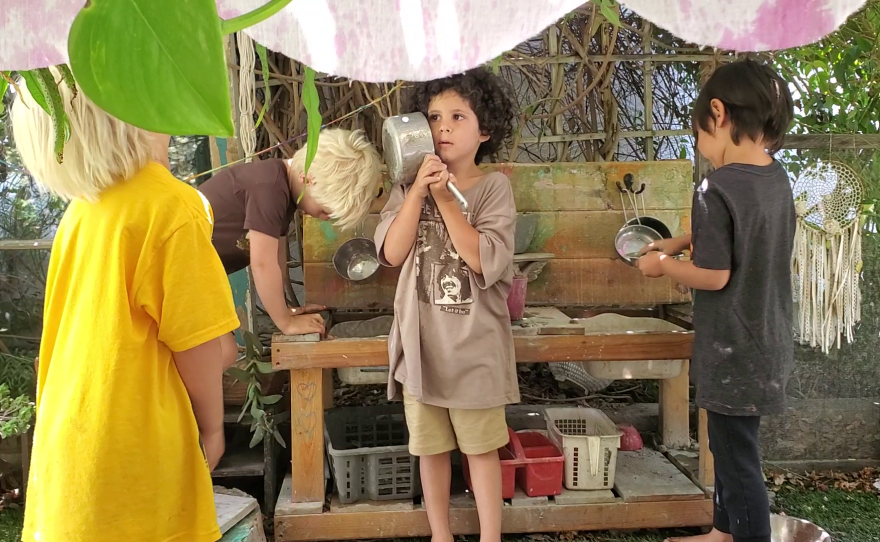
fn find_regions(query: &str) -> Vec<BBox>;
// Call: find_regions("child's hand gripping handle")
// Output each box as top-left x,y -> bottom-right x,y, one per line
446,181 -> 469,212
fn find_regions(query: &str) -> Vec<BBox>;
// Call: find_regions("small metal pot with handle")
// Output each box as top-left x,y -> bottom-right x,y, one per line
332,224 -> 379,282
382,112 -> 469,211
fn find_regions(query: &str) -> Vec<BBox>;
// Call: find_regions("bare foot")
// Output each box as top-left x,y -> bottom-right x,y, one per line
665,528 -> 733,542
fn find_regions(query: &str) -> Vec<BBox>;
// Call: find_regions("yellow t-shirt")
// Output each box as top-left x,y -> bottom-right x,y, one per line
23,162 -> 240,542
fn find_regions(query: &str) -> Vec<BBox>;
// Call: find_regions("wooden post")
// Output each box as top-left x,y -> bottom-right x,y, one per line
642,21 -> 654,161
698,408 -> 714,488
289,368 -> 326,511
659,360 -> 690,449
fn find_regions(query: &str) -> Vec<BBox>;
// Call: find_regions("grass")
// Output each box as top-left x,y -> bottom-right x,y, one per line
0,507 -> 22,542
1,488 -> 878,542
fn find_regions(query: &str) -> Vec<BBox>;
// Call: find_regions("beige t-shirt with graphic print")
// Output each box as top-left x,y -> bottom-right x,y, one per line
374,172 -> 521,410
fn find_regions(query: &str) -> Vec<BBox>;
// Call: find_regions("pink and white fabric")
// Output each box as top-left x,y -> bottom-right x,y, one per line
0,0 -> 869,78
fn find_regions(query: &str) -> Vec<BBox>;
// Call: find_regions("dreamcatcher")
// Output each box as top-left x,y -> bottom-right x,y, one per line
791,160 -> 864,353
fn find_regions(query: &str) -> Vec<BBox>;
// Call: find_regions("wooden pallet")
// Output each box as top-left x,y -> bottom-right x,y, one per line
274,449 -> 713,541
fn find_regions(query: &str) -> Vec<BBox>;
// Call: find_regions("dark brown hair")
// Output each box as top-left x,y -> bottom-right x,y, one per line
692,59 -> 794,153
407,67 -> 516,164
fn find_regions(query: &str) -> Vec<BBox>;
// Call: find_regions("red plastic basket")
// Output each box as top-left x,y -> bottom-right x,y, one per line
461,428 -> 564,499
462,427 -> 520,499
512,431 -> 565,497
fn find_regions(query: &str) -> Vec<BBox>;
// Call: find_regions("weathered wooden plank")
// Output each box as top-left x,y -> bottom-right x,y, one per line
659,359 -> 691,449
274,495 -> 713,541
526,259 -> 691,306
302,259 -> 690,309
350,160 -> 693,217
289,369 -> 326,504
782,133 -> 880,150
303,210 -> 691,263
272,331 -> 694,370
0,239 -> 53,251
613,449 -> 705,503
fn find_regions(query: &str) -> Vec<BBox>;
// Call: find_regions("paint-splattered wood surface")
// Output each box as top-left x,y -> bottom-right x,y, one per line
303,161 -> 693,309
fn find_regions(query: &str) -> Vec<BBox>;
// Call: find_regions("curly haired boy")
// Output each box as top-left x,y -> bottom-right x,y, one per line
375,67 -> 519,542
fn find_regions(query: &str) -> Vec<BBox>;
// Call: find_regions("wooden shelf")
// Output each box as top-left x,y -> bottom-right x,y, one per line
212,447 -> 265,479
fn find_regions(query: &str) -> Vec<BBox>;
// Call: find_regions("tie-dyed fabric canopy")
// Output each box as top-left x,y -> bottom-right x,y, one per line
0,0 -> 867,80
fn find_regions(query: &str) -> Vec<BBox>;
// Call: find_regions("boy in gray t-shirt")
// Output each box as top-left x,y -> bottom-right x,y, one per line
636,60 -> 795,542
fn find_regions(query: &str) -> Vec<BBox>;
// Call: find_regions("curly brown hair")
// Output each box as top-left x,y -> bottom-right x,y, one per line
406,67 -> 516,164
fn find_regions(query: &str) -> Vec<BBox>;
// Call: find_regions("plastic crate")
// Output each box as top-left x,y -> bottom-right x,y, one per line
325,405 -> 420,504
462,427 -> 519,499
544,408 -> 621,491
513,431 -> 564,497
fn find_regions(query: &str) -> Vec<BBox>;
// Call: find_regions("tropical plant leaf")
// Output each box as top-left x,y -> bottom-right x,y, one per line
0,74 -> 8,114
255,360 -> 275,374
262,394 -> 283,405
225,366 -> 251,382
34,68 -> 71,163
298,66 -> 321,204
57,64 -> 78,101
249,426 -> 265,448
19,70 -> 49,113
67,0 -> 233,136
273,427 -> 287,448
255,42 -> 270,129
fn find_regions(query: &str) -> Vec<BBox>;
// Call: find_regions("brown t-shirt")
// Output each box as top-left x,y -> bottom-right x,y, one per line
199,159 -> 295,274
374,172 -> 521,409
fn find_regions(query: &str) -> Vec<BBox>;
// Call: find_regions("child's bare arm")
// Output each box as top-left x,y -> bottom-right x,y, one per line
659,257 -> 729,291
249,231 -> 291,328
381,190 -> 428,267
172,332 -> 237,468
380,155 -> 447,267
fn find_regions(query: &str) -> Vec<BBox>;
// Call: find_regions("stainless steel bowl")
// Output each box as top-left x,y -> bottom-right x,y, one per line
770,514 -> 832,542
614,223 -> 663,266
382,113 -> 435,185
332,237 -> 379,282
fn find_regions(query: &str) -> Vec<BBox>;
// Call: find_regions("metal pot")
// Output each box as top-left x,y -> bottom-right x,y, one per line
624,216 -> 672,239
769,514 -> 831,542
614,223 -> 663,266
382,112 -> 468,211
333,236 -> 379,281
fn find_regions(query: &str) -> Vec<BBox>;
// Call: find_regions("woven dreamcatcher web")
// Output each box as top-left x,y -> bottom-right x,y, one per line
791,160 -> 864,353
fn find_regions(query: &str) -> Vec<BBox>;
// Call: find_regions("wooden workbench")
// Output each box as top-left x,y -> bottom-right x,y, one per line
270,307 -> 713,541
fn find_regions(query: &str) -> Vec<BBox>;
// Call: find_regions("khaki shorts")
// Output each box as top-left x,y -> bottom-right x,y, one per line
403,391 -> 509,456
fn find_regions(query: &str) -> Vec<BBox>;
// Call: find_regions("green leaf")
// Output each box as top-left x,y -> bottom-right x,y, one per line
250,401 -> 264,420
57,64 -> 77,101
262,394 -> 283,405
249,426 -> 265,448
67,0 -> 233,136
221,0 -> 294,35
225,367 -> 251,382
19,71 -> 49,113
299,66 -> 321,204
599,4 -> 621,27
255,43 -> 271,130
273,427 -> 287,448
255,360 -> 275,374
34,68 -> 70,164
0,74 -> 8,113
243,330 -> 261,357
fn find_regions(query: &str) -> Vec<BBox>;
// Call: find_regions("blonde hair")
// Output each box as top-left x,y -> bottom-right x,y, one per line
11,68 -> 154,202
289,128 -> 382,231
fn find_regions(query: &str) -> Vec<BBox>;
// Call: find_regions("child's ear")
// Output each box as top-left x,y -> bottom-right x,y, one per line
479,131 -> 490,143
710,98 -> 727,126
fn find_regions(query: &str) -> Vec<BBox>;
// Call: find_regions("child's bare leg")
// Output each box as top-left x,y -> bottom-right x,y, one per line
420,452 -> 454,542
464,449 -> 503,542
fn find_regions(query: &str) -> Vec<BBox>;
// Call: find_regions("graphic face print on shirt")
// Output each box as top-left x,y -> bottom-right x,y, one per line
415,195 -> 474,315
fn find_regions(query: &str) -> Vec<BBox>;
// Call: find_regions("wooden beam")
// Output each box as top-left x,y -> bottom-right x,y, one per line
698,408 -> 715,489
0,239 -> 53,251
272,331 -> 693,370
782,133 -> 880,150
659,360 -> 691,449
274,496 -> 713,541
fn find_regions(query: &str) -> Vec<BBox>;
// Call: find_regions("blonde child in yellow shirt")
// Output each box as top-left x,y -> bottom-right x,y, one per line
12,69 -> 240,542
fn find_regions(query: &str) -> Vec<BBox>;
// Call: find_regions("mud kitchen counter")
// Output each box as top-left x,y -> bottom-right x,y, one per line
270,162 -> 712,540
270,306 -> 713,541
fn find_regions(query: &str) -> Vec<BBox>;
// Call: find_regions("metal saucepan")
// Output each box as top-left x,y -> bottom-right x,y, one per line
333,231 -> 379,281
625,216 -> 672,239
614,223 -> 663,266
382,112 -> 469,211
